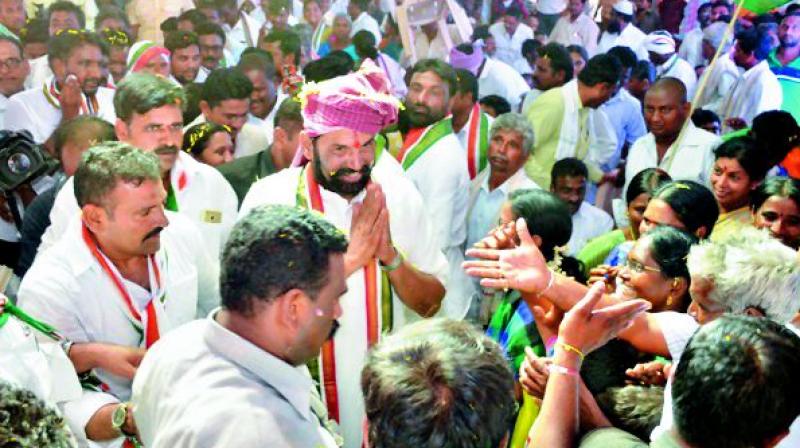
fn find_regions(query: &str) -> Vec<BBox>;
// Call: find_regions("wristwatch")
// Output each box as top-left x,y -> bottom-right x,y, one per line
111,403 -> 129,435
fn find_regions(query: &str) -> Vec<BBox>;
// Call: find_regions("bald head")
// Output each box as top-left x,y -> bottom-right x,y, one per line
646,77 -> 688,104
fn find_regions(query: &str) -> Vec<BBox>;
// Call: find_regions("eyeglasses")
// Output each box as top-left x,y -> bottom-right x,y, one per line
624,258 -> 661,274
0,58 -> 23,70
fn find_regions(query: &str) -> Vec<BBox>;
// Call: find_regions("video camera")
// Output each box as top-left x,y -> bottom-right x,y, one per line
0,130 -> 53,193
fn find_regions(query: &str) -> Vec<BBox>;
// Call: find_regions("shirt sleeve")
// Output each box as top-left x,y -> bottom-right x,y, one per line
4,95 -> 42,142
652,311 -> 699,361
59,390 -> 121,445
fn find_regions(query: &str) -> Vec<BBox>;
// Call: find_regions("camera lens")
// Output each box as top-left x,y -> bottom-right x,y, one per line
7,152 -> 32,175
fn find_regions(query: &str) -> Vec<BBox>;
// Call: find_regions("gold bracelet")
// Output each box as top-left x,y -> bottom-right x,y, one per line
556,341 -> 585,361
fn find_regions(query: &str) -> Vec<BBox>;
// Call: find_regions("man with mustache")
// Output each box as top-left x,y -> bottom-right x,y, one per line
17,142 -> 220,447
597,0 -> 648,61
41,72 -> 239,257
4,29 -> 116,145
239,61 -> 448,448
132,205 -> 348,447
398,59 -> 472,320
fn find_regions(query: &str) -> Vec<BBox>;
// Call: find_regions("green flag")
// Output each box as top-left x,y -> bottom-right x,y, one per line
739,0 -> 792,15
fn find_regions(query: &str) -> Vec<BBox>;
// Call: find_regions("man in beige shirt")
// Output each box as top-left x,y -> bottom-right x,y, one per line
126,0 -> 194,44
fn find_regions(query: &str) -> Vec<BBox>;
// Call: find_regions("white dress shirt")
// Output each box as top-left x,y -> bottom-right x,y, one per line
624,121 -> 721,193
600,88 -> 647,170
132,316 -> 340,448
489,22 -> 534,68
42,151 -> 238,257
4,84 -> 117,143
538,0 -> 567,15
694,53 -> 739,112
597,23 -> 649,61
0,93 -> 8,129
719,60 -> 783,133
407,25 -> 461,66
678,27 -> 705,69
466,167 -> 540,249
549,14 -> 600,57
656,54 -> 698,99
567,201 -> 614,255
17,212 -> 219,444
223,12 -> 262,61
239,165 -> 449,448
351,11 -> 382,43
478,57 -> 531,112
24,54 -> 50,89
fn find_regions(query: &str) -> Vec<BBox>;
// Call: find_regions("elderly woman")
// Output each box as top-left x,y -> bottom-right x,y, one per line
317,13 -> 353,58
466,112 -> 538,250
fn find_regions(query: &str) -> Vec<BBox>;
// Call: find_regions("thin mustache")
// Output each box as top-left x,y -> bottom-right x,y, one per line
142,227 -> 164,242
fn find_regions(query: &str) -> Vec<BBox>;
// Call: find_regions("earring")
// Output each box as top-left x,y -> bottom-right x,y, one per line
666,294 -> 673,308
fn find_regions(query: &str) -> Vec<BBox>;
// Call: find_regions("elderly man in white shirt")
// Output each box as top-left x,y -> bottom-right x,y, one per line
694,21 -> 738,112
646,30 -> 698,99
719,27 -> 783,133
467,113 -> 540,250
240,62 -> 448,448
132,206 -> 346,448
549,0 -> 600,57
18,143 -> 219,447
6,29 -> 116,144
42,73 -> 238,258
597,0 -> 649,60
489,6 -> 534,68
625,77 -> 720,193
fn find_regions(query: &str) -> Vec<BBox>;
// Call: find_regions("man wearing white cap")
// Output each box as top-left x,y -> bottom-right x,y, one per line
597,0 -> 649,60
646,30 -> 697,99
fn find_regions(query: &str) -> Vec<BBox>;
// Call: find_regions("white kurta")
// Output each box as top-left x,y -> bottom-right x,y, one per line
4,84 -> 117,144
350,11 -> 382,43
567,201 -> 614,255
132,317 -> 340,448
719,60 -> 783,133
549,14 -> 600,57
17,212 -> 219,443
678,27 -> 705,70
478,57 -> 531,112
0,94 -> 8,135
694,53 -> 739,113
656,54 -> 698,100
238,166 -> 449,448
41,151 -> 238,257
489,22 -> 534,69
223,12 -> 262,61
597,23 -> 649,61
624,122 -> 721,193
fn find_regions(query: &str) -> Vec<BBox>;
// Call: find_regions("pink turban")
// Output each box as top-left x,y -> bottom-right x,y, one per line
449,41 -> 485,76
298,59 -> 402,138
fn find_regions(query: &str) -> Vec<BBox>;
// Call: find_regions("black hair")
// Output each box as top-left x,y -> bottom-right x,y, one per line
221,205 -> 348,315
751,110 -> 800,168
577,53 -> 623,87
551,157 -> 588,181
751,176 -> 800,212
408,58 -> 458,97
504,4 -> 524,19
262,29 -> 302,65
538,42 -> 574,81
94,5 -> 129,31
471,25 -> 491,42
20,18 -> 49,45
607,45 -> 637,69
353,29 -> 378,60
99,28 -> 131,49
478,95 -> 511,116
164,30 -> 199,52
351,0 -> 370,12
713,136 -> 771,183
196,21 -> 226,44
697,2 -> 713,16
114,72 -> 186,122
303,52 -> 354,82
201,67 -> 254,107
274,97 -> 303,128
183,122 -> 232,155
161,17 -> 178,33
674,315 -> 800,448
48,29 -> 106,64
182,82 -> 204,124
522,38 -> 541,58
47,1 -> 86,29
238,49 -> 277,79
631,60 -> 656,82
639,225 -> 697,307
454,68 -> 478,101
734,27 -> 773,61
566,44 -> 588,63
178,9 -> 210,28
626,167 -> 672,205
690,108 -> 720,130
651,180 -> 719,239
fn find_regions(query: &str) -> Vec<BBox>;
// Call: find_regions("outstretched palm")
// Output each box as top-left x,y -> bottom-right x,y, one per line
463,218 -> 550,294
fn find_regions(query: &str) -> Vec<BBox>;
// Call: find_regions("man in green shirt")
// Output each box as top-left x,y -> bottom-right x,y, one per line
524,54 -> 622,189
768,12 -> 800,123
217,98 -> 302,205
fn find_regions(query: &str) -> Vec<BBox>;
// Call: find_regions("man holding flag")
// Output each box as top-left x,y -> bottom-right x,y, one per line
238,60 -> 448,448
17,143 -> 219,447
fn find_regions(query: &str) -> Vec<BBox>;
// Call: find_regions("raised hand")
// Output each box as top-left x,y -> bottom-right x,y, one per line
558,281 -> 651,356
463,218 -> 549,294
473,221 -> 517,249
60,74 -> 83,120
345,183 -> 385,275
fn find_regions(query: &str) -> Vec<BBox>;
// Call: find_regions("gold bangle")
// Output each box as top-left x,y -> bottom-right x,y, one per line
557,341 -> 585,361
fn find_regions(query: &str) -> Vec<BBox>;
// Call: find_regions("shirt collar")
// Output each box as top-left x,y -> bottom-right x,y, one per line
203,309 -> 315,421
482,166 -> 529,194
743,60 -> 768,78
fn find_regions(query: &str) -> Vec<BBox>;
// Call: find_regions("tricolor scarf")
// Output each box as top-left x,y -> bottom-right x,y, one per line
464,104 -> 490,179
42,77 -> 99,115
165,155 -> 191,212
295,166 -> 392,423
396,118 -> 453,171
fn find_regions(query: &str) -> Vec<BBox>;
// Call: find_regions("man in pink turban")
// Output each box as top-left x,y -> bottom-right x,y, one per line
238,59 -> 449,448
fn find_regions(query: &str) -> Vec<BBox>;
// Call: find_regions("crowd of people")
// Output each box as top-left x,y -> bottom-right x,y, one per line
1,0 -> 800,447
